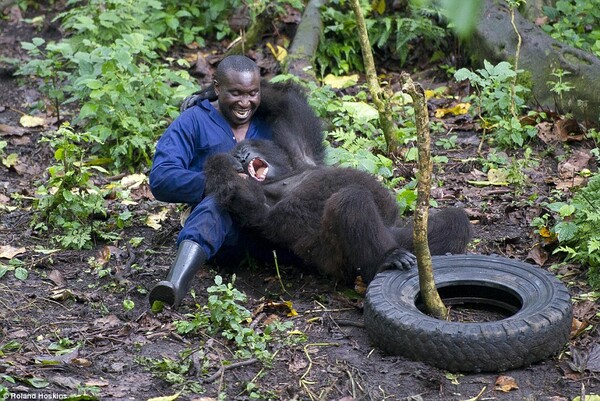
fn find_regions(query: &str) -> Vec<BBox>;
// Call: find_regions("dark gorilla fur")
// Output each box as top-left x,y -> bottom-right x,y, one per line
200,81 -> 472,284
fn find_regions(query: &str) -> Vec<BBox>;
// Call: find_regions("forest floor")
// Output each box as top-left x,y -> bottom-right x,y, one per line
1,5 -> 599,401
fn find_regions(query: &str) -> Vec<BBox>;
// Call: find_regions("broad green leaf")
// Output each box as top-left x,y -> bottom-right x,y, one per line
341,101 -> 379,122
14,267 -> 28,281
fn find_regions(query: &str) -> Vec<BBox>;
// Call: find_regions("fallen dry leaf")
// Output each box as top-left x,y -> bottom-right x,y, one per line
19,114 -> 46,128
587,344 -> 600,373
47,269 -> 67,287
146,207 -> 169,230
494,375 -> 518,392
0,244 -> 27,259
558,149 -> 591,180
526,244 -> 549,266
554,118 -> 585,142
85,379 -> 109,387
0,123 -> 27,136
120,173 -> 147,189
288,354 -> 308,373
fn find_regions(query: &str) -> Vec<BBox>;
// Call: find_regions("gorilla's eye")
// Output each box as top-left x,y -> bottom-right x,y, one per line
248,158 -> 269,181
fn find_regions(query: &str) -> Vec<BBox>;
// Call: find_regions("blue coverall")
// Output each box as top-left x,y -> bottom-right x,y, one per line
149,99 -> 273,261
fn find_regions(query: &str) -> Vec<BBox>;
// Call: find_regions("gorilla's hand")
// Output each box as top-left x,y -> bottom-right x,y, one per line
204,152 -> 268,227
380,248 -> 417,271
204,153 -> 245,200
206,153 -> 244,176
180,93 -> 201,112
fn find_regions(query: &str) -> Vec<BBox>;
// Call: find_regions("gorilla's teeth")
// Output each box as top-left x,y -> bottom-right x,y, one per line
249,158 -> 268,181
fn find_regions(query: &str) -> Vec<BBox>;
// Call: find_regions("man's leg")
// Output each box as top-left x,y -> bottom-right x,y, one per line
149,196 -> 238,308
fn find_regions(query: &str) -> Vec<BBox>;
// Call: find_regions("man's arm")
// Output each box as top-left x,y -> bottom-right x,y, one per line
149,112 -> 207,204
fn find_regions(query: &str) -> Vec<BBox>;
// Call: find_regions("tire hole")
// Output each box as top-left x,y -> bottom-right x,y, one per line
415,283 -> 523,322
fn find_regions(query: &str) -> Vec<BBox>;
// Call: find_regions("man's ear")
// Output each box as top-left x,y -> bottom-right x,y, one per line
213,80 -> 220,95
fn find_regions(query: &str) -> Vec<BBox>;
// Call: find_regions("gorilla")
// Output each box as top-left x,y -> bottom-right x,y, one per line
189,79 -> 472,284
203,139 -> 472,285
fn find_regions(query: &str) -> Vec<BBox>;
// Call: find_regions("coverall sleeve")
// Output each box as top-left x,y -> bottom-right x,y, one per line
149,110 -> 211,204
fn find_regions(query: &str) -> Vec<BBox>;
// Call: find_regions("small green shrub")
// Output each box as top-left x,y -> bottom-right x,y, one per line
174,275 -> 295,362
32,124 -> 108,249
20,31 -> 196,171
550,174 -> 600,289
18,38 -> 73,120
454,60 -> 537,148
58,0 -> 243,49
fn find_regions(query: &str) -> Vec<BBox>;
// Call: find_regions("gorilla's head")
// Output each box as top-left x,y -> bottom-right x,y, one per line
232,140 -> 294,183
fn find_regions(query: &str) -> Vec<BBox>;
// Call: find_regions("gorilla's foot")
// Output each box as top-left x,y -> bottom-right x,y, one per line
148,240 -> 207,309
380,248 -> 416,271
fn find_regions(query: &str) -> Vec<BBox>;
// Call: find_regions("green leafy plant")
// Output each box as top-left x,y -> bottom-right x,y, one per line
19,0 -> 200,171
549,174 -> 600,289
32,124 -> 108,249
454,60 -> 536,148
546,68 -> 575,114
0,258 -> 28,281
57,0 -> 243,50
317,0 -> 448,76
18,38 -> 74,120
71,33 -> 194,170
542,0 -> 600,58
137,352 -> 203,393
0,376 -> 14,401
175,275 -> 295,362
435,134 -> 458,150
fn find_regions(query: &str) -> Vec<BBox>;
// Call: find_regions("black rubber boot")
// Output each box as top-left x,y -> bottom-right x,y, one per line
149,240 -> 207,309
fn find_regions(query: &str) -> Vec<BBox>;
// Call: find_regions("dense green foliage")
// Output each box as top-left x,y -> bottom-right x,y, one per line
317,0 -> 447,76
174,275 -> 297,362
550,175 -> 600,289
542,0 -> 600,58
32,124 -> 133,249
18,0 -> 247,171
454,60 -> 537,148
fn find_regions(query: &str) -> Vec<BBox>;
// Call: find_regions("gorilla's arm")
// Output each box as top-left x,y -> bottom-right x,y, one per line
203,153 -> 269,227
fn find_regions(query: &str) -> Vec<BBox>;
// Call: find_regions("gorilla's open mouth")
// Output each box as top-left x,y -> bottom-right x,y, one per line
247,158 -> 269,181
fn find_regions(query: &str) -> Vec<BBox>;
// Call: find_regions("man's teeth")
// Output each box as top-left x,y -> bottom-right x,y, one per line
235,109 -> 250,118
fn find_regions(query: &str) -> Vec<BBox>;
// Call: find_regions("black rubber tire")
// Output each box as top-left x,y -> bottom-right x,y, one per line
364,254 -> 573,372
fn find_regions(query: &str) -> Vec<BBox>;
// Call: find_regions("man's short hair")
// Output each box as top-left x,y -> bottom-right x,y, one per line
215,55 -> 259,82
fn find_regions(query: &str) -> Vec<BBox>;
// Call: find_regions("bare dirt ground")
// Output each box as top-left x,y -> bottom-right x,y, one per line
1,5 -> 599,401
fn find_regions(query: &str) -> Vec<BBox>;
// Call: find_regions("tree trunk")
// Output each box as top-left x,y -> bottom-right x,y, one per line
349,0 -> 400,154
401,72 -> 447,320
470,0 -> 600,124
284,0 -> 325,81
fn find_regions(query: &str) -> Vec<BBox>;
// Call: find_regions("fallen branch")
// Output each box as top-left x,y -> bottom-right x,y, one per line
284,0 -> 324,81
202,358 -> 259,384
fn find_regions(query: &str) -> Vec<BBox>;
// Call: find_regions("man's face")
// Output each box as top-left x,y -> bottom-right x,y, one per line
215,70 -> 261,128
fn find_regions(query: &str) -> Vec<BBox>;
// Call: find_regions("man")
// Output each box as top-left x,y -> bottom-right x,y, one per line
148,55 -> 275,308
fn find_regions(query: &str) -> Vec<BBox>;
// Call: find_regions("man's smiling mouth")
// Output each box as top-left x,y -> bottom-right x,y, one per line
234,109 -> 251,119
